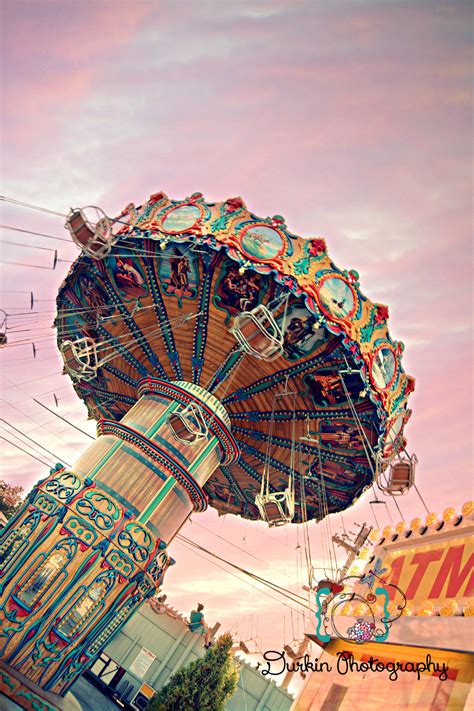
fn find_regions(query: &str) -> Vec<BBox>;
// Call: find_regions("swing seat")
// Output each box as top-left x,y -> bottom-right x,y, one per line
60,337 -> 100,381
230,304 -> 283,361
255,489 -> 294,526
0,310 -> 7,347
377,455 -> 417,495
167,404 -> 208,444
66,207 -> 114,259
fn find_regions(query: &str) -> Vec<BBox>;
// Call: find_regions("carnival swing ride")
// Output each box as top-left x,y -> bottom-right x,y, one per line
0,191 -> 415,701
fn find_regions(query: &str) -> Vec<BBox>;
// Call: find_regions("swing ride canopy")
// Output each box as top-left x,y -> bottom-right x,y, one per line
55,191 -> 414,523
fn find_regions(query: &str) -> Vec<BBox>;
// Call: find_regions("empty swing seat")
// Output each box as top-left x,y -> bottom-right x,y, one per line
377,455 -> 417,495
0,310 -> 7,347
388,461 -> 414,494
255,489 -> 294,527
60,337 -> 99,381
66,207 -> 114,259
230,304 -> 283,361
167,404 -> 208,445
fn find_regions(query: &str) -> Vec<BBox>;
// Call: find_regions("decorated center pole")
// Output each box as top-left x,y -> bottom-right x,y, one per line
0,378 -> 238,708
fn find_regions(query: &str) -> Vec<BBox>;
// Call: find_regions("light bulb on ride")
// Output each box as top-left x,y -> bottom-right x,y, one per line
442,507 -> 460,525
410,517 -> 422,532
439,600 -> 458,616
395,520 -> 408,535
368,528 -> 380,543
425,512 -> 441,529
417,600 -> 435,616
463,599 -> 474,617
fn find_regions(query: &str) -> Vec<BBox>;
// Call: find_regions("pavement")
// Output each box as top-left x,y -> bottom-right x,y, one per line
68,676 -> 121,711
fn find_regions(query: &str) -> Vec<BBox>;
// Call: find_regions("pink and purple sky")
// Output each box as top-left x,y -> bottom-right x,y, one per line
1,0 -> 472,673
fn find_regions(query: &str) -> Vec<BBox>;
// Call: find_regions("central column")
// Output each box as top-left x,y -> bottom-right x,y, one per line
74,378 -> 238,541
0,378 -> 238,707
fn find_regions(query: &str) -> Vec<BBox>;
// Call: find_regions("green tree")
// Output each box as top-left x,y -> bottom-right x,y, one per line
0,480 -> 24,520
147,632 -> 239,711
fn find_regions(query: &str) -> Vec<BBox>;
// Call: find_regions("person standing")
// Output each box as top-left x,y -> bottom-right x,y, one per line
189,603 -> 212,647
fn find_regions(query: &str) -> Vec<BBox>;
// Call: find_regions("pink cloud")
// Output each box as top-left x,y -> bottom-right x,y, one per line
3,0 -> 154,144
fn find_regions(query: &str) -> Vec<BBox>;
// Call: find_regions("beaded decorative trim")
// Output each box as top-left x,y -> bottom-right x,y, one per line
97,420 -> 208,512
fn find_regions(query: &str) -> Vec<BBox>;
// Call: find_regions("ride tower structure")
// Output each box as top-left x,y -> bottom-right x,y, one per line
0,191 -> 414,710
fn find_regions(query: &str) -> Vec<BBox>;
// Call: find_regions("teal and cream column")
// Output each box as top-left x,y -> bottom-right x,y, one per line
73,378 -> 239,541
0,378 -> 238,707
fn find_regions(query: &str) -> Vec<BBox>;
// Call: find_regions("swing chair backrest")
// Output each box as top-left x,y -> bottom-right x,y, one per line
231,304 -> 283,361
60,337 -> 98,381
167,404 -> 208,445
66,208 -> 114,259
377,456 -> 416,495
0,310 -> 7,346
255,489 -> 295,527
263,499 -> 285,524
389,461 -> 414,492
67,210 -> 95,246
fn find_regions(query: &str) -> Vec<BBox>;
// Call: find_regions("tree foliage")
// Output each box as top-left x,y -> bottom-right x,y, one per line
0,480 -> 24,520
147,632 -> 239,711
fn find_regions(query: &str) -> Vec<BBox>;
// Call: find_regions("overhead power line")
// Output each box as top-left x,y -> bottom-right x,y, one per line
0,259 -> 57,270
0,195 -> 67,218
0,418 -> 71,466
0,224 -> 71,243
176,534 -> 315,613
176,537 -> 306,617
190,520 -> 266,564
0,239 -> 57,252
33,399 -> 95,440
1,435 -> 53,467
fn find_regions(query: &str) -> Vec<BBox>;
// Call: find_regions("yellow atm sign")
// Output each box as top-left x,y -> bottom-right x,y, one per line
381,537 -> 473,604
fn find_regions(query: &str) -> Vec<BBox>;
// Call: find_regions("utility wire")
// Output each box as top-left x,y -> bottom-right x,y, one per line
1,435 -> 53,467
32,399 -> 95,439
0,393 -> 87,456
0,195 -> 67,217
0,427 -> 57,467
0,259 -> 56,270
0,418 -> 71,466
176,538 -> 306,616
177,534 -> 315,612
0,240 -> 57,252
190,520 -> 266,564
0,224 -> 71,243
1,371 -> 64,387
0,383 -> 75,406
